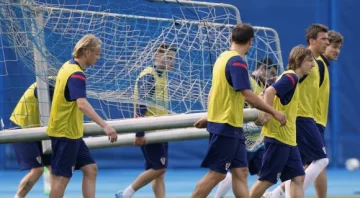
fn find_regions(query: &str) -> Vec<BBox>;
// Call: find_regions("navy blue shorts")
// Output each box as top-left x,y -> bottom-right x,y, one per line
201,133 -> 247,174
247,146 -> 265,175
13,141 -> 51,170
259,138 -> 305,184
316,123 -> 326,146
296,118 -> 327,165
140,142 -> 168,170
50,137 -> 95,178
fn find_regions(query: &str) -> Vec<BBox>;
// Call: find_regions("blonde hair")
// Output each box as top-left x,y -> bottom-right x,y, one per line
288,45 -> 312,70
72,34 -> 101,58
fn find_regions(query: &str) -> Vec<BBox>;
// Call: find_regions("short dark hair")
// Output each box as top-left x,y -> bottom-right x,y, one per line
306,23 -> 329,45
232,24 -> 254,45
256,57 -> 275,70
155,43 -> 177,53
328,30 -> 343,45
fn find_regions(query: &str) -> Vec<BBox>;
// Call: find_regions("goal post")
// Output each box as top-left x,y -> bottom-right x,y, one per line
0,0 -> 284,152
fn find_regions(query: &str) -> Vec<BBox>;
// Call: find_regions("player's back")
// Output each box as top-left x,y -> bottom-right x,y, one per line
297,60 -> 319,118
10,83 -> 40,128
208,50 -> 246,128
262,70 -> 299,146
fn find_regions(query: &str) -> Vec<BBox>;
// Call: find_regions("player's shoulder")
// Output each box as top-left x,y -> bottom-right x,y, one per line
277,72 -> 298,85
139,73 -> 155,82
316,59 -> 325,68
227,55 -> 248,69
69,71 -> 86,81
284,73 -> 298,82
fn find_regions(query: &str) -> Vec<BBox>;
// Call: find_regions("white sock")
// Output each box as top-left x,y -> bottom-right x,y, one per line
214,172 -> 232,198
303,158 -> 329,190
122,185 -> 135,198
14,195 -> 23,198
272,184 -> 285,198
285,180 -> 291,198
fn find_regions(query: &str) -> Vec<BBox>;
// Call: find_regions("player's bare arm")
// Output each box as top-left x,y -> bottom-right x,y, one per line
261,86 -> 277,123
241,89 -> 286,126
77,98 -> 118,142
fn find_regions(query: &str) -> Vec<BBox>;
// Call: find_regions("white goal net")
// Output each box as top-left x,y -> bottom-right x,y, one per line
0,0 -> 283,149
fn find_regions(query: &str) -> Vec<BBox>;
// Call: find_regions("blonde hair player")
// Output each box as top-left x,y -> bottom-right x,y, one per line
46,34 -> 118,198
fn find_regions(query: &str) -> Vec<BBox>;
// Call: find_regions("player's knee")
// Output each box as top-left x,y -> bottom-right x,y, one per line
154,168 -> 166,178
292,175 -> 305,186
30,167 -> 44,177
232,168 -> 248,181
315,158 -> 329,169
82,164 -> 98,178
209,170 -> 226,182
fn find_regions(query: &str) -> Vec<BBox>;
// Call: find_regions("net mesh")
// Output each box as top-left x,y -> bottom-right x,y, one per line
0,0 -> 283,150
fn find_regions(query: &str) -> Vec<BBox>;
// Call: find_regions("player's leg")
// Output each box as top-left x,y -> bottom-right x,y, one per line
76,139 -> 98,198
314,123 -> 327,198
215,142 -> 261,198
289,176 -> 305,198
297,119 -> 328,191
49,137 -> 80,198
250,180 -> 273,198
15,167 -> 44,197
119,143 -> 167,198
281,146 -> 305,198
231,139 -> 249,198
13,142 -> 45,197
250,140 -> 290,198
252,148 -> 286,198
214,171 -> 232,198
192,134 -> 237,198
267,183 -> 285,198
152,173 -> 165,198
315,169 -> 327,198
231,168 -> 249,197
149,143 -> 168,198
265,119 -> 326,198
192,170 -> 226,198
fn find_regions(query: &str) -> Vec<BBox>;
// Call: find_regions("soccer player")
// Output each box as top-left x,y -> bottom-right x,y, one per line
213,57 -> 278,198
46,34 -> 118,198
250,57 -> 278,95
10,80 -> 55,198
264,24 -> 330,198
115,44 -> 176,198
314,30 -> 343,198
191,24 -> 286,198
249,45 -> 314,198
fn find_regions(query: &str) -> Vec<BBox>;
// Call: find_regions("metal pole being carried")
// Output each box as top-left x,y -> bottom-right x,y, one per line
0,108 -> 259,144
